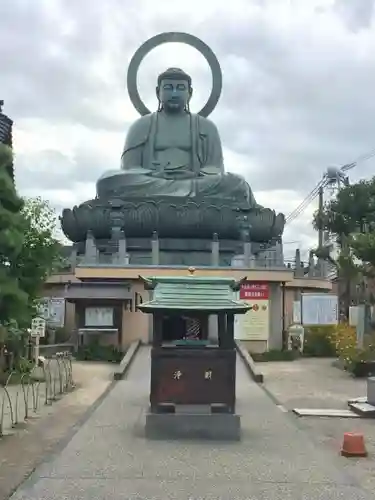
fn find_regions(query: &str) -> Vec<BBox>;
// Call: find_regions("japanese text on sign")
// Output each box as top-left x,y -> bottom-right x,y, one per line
173,370 -> 182,380
30,317 -> 46,338
241,291 -> 265,298
301,294 -> 338,325
240,282 -> 269,300
204,370 -> 212,380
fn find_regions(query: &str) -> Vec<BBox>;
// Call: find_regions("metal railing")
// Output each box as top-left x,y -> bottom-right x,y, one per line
0,351 -> 75,437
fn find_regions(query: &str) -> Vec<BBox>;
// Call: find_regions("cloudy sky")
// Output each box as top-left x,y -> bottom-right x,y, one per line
2,0 -> 375,261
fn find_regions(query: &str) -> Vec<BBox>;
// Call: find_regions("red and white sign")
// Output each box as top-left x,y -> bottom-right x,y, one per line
240,282 -> 269,300
236,281 -> 270,342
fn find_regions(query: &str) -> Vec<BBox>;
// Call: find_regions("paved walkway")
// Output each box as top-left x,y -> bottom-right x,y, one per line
257,358 -> 367,410
9,347 -> 375,500
257,358 -> 375,493
0,362 -> 114,500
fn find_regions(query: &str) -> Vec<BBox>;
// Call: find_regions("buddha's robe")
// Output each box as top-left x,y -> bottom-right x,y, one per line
96,111 -> 256,205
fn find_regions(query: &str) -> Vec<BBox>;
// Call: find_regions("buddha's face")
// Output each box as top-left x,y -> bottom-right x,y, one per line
158,78 -> 191,112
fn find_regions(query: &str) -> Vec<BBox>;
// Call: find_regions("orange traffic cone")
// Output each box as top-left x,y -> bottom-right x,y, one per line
341,432 -> 367,457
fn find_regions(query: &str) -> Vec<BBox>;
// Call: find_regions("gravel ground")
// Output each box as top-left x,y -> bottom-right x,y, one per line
257,358 -> 375,492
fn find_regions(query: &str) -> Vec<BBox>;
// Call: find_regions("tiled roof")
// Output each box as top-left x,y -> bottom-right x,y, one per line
138,276 -> 251,312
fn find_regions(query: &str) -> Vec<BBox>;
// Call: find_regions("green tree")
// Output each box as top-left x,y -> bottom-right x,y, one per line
0,144 -> 63,326
13,196 -> 64,320
313,176 -> 375,313
0,145 -> 28,324
313,177 -> 375,269
314,179 -> 375,244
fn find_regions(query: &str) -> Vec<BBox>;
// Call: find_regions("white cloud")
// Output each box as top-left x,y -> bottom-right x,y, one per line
2,0 -> 375,260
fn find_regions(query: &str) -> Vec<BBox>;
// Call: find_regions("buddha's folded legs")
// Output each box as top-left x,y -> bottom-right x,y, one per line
97,170 -> 194,198
97,170 -> 255,203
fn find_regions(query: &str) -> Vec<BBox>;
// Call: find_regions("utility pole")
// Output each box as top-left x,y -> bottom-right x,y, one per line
338,175 -> 351,321
323,167 -> 352,320
318,185 -> 324,249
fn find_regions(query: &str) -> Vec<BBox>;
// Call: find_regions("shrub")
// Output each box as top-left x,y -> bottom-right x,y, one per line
329,323 -> 357,362
17,356 -> 33,373
303,325 -> 336,357
328,323 -> 375,375
75,342 -> 124,363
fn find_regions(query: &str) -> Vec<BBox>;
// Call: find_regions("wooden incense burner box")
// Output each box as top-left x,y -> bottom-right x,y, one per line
150,347 -> 236,413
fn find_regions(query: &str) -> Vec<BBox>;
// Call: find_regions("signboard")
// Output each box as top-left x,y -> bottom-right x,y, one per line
301,294 -> 338,325
235,282 -> 270,341
239,282 -> 269,300
37,298 -> 50,320
48,298 -> 65,327
37,297 -> 65,327
85,307 -> 114,327
31,317 -> 46,338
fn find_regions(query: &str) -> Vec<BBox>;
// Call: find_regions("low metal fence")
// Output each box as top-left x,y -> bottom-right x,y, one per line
0,351 -> 75,437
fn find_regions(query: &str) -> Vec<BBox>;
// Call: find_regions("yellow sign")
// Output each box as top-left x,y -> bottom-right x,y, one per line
235,299 -> 269,341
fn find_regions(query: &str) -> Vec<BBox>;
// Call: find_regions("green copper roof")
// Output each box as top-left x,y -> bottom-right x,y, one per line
138,275 -> 251,313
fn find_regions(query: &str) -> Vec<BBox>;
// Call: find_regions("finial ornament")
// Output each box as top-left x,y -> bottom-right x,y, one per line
127,32 -> 222,118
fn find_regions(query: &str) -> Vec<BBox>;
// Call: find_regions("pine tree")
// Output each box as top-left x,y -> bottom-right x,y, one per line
0,102 -> 14,182
0,145 -> 28,324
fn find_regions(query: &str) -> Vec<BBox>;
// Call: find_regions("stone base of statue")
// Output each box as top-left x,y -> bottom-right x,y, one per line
145,406 -> 241,441
61,197 -> 285,243
77,236 -> 245,266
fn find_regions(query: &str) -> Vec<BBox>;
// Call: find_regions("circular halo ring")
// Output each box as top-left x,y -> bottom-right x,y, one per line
127,32 -> 222,118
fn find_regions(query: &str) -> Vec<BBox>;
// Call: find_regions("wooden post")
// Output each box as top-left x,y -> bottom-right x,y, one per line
200,315 -> 209,340
217,313 -> 226,347
226,314 -> 235,348
152,314 -> 163,347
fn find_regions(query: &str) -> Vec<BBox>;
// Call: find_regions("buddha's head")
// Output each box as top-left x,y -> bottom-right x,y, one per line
156,67 -> 192,113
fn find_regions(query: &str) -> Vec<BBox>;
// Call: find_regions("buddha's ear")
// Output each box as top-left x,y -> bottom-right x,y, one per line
156,86 -> 160,98
189,86 -> 193,101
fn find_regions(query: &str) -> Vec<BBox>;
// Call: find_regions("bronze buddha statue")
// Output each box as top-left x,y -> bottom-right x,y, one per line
61,33 -> 284,254
97,67 -> 257,205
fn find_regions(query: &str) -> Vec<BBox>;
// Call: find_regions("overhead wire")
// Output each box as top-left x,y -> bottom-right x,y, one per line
341,148 -> 375,172
285,177 -> 326,225
285,146 -> 375,226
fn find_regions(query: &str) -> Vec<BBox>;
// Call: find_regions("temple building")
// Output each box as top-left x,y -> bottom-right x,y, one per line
44,244 -> 332,354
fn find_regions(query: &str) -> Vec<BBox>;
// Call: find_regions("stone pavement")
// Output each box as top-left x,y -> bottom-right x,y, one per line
9,347 -> 375,500
0,361 -> 114,500
257,358 -> 375,493
256,358 -> 367,410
